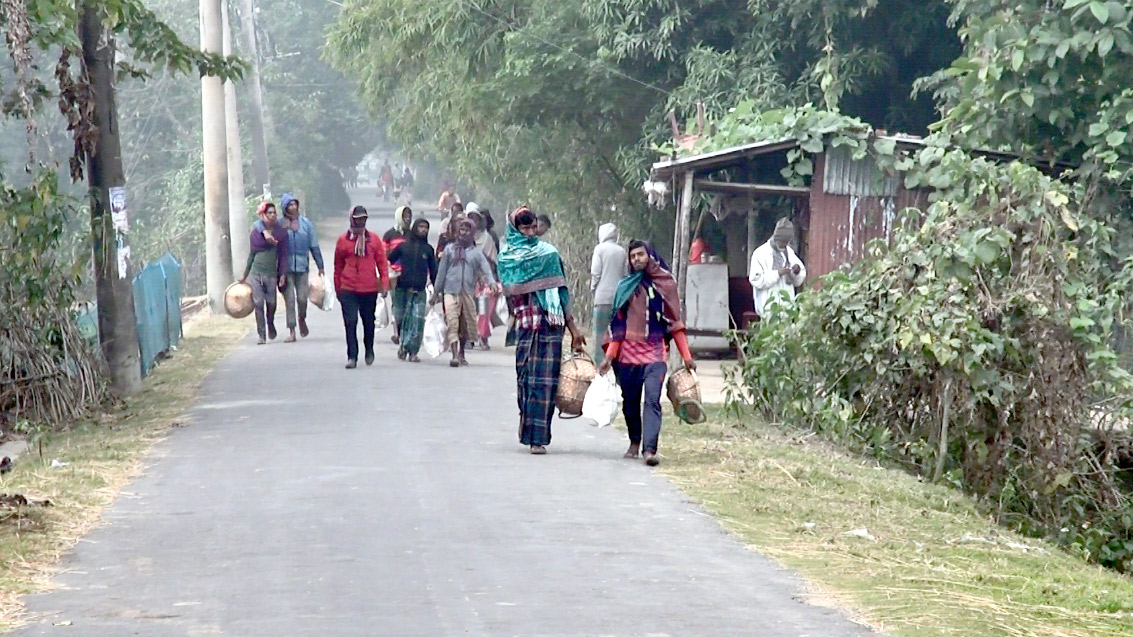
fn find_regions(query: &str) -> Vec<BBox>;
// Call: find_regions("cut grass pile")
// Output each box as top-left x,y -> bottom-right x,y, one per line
0,315 -> 245,630
659,409 -> 1133,637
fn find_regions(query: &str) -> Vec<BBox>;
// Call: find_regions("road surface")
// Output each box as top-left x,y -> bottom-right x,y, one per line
14,194 -> 872,637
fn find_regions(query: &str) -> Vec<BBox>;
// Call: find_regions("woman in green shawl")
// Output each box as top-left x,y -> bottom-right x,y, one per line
498,206 -> 587,454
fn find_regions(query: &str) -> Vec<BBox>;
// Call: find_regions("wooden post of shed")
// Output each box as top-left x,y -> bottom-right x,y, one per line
676,171 -> 695,317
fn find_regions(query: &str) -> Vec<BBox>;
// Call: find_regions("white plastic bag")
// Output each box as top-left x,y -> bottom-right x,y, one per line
495,295 -> 509,326
321,274 -> 336,312
376,295 -> 391,330
581,371 -> 620,427
309,273 -> 336,312
423,308 -> 447,358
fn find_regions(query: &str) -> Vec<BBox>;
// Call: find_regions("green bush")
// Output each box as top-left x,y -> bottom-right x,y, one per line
728,147 -> 1133,571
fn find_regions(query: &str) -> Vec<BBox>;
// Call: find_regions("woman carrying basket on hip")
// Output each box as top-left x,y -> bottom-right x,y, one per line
498,207 -> 587,455
596,240 -> 695,467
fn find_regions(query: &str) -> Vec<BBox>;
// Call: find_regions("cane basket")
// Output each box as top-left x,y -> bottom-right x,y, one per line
555,352 -> 597,418
666,367 -> 706,424
223,282 -> 254,319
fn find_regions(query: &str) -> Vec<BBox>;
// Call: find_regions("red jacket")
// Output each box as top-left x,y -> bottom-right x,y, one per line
334,231 -> 390,294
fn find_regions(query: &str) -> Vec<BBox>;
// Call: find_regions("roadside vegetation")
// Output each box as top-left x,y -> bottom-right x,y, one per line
0,316 -> 245,629
662,410 -> 1133,637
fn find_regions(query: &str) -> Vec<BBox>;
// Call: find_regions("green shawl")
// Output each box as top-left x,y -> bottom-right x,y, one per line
499,219 -> 569,325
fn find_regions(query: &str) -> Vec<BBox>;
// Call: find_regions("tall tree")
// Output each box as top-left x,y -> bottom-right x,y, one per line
80,1 -> 142,394
237,0 -> 272,194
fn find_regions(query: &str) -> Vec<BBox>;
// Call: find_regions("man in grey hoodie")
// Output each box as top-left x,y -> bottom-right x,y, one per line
590,223 -> 628,364
432,218 -> 499,367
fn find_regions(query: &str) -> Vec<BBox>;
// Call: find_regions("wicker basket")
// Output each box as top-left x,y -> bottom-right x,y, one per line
666,367 -> 706,424
223,282 -> 254,319
309,273 -> 326,309
555,352 -> 597,418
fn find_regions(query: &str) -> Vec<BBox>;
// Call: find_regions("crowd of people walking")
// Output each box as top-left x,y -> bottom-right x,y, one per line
238,187 -> 807,467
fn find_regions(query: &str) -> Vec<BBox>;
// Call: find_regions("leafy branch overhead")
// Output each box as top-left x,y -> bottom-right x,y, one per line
1,0 -> 246,180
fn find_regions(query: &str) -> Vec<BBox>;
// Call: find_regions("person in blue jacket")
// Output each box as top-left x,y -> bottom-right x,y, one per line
273,193 -> 325,341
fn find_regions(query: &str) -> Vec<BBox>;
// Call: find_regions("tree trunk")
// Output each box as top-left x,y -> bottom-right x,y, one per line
237,0 -> 271,195
80,3 -> 142,396
201,0 -> 233,309
223,0 -> 250,276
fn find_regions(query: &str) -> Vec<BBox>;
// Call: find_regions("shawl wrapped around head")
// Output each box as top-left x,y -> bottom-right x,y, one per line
609,242 -> 683,344
498,207 -> 569,325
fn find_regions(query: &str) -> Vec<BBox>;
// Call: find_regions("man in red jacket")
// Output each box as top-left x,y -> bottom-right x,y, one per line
334,206 -> 391,368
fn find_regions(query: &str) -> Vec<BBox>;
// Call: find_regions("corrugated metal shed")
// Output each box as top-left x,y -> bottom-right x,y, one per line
808,153 -> 929,280
821,146 -> 899,197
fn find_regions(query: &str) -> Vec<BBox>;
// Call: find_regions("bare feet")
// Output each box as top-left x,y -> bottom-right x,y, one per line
284,330 -> 297,343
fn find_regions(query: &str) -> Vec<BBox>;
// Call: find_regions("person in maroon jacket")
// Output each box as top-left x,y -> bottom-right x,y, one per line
333,206 -> 391,368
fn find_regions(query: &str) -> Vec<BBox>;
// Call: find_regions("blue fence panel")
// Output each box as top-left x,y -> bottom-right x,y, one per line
158,253 -> 183,348
132,253 -> 182,377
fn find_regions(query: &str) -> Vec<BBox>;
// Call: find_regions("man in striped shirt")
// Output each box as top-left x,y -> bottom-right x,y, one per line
597,241 -> 695,466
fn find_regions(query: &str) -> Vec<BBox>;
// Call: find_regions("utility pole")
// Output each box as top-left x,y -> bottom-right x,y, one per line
223,0 -> 249,276
201,0 -> 233,309
80,2 -> 142,395
237,0 -> 271,196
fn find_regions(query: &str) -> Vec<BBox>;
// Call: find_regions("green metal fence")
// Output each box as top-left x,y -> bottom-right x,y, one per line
132,253 -> 182,377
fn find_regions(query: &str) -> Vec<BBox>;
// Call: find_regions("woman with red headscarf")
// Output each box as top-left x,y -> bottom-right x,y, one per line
240,201 -> 289,345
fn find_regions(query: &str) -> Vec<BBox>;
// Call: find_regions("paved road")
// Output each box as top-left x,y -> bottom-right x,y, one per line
15,195 -> 872,636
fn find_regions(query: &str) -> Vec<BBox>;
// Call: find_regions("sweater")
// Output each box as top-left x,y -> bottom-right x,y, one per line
333,231 -> 391,294
388,236 -> 438,291
434,243 -> 495,295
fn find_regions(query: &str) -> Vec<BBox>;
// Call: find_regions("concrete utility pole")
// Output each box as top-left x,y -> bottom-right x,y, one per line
201,0 -> 233,309
237,0 -> 271,195
223,0 -> 249,276
80,2 -> 142,395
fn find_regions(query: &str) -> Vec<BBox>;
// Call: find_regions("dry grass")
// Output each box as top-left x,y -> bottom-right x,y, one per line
0,314 -> 246,631
659,409 -> 1133,637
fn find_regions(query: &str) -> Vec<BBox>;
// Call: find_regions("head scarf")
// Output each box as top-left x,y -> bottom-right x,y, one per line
498,206 -> 569,325
609,242 -> 682,344
472,211 -> 498,263
280,193 -> 300,231
451,218 -> 476,262
348,206 -> 369,257
598,223 -> 618,243
394,205 -> 412,234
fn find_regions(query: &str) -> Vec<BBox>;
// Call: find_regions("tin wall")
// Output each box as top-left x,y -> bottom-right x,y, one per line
806,152 -> 928,280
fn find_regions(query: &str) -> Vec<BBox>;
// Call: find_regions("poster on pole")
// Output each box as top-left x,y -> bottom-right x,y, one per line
116,236 -> 131,279
110,186 -> 128,233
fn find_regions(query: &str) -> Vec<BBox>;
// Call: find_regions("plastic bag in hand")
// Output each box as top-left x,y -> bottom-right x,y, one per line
423,309 -> 447,358
376,295 -> 391,330
581,371 -> 619,427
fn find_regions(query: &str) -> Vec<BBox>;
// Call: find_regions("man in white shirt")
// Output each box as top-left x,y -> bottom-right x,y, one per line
748,218 -> 806,317
590,223 -> 628,363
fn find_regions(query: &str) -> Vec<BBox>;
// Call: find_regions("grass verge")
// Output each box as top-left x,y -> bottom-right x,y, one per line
0,314 -> 246,630
660,408 -> 1133,637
